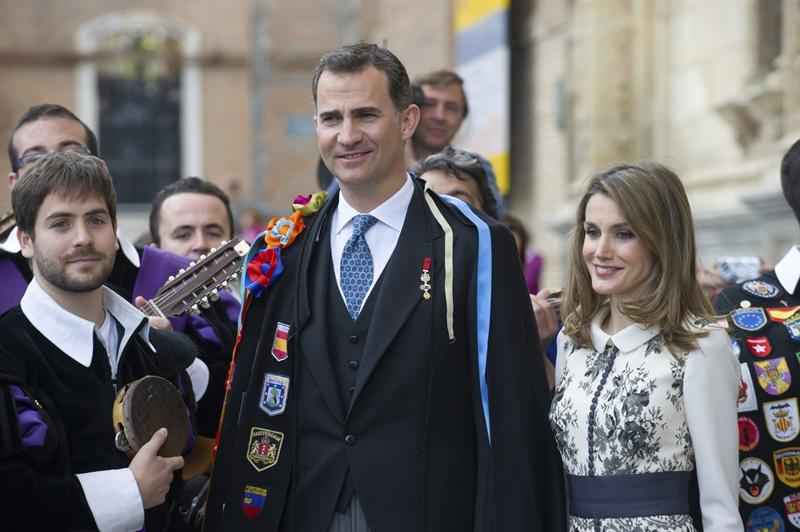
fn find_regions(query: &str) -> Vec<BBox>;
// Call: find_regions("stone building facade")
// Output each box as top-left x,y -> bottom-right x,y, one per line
0,1 -> 793,287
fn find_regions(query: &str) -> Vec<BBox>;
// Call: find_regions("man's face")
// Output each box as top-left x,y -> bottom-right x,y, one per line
415,83 -> 466,153
315,66 -> 418,195
420,168 -> 484,213
19,193 -> 117,295
156,192 -> 232,260
9,117 -> 90,188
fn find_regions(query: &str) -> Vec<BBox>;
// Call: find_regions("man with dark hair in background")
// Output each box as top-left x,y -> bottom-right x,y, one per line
149,176 -> 241,438
204,42 -> 563,532
715,138 -> 800,526
0,151 -> 192,531
0,104 -> 250,408
150,177 -> 235,261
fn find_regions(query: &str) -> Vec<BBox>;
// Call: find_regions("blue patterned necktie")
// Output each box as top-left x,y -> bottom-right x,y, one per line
340,214 -> 378,320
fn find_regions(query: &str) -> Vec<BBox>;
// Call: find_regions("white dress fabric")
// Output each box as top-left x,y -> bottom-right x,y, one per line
549,310 -> 743,532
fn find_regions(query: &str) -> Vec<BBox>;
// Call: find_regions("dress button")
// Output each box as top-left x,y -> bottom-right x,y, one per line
344,434 -> 356,445
347,360 -> 360,370
349,335 -> 359,344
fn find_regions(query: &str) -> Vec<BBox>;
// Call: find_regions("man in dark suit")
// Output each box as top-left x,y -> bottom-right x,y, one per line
203,43 -> 564,532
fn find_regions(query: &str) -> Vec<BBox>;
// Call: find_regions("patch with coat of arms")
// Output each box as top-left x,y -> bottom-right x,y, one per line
785,492 -> 800,529
754,357 -> 792,396
246,426 -> 284,472
764,398 -> 800,443
775,448 -> 800,489
259,373 -> 289,416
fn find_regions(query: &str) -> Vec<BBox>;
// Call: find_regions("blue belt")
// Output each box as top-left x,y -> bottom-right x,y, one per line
568,472 -> 691,519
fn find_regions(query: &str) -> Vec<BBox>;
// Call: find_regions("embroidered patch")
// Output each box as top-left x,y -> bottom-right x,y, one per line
740,457 -> 775,505
241,485 -> 268,520
259,373 -> 289,416
784,492 -> 800,529
787,318 -> 800,343
775,448 -> 800,489
739,363 -> 758,413
746,506 -> 784,532
764,399 -> 800,443
745,336 -> 773,358
731,308 -> 768,332
271,322 -> 290,362
739,417 -> 760,452
743,280 -> 780,299
246,427 -> 284,472
768,306 -> 800,323
754,357 -> 792,396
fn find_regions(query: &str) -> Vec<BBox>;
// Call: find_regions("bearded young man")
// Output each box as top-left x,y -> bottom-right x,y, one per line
0,151 -> 195,531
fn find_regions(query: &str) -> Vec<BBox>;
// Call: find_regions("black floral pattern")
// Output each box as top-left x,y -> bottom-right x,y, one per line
549,331 -> 697,532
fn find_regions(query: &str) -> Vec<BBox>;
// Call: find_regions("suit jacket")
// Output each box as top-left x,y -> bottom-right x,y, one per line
204,181 -> 565,532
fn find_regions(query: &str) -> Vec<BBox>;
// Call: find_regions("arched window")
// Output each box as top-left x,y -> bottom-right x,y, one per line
76,13 -> 202,205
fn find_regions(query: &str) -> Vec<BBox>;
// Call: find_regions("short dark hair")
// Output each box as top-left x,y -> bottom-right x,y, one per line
414,70 -> 469,118
13,151 -> 116,236
312,43 -> 413,111
149,177 -> 235,245
411,146 -> 499,219
782,138 -> 800,225
8,104 -> 99,173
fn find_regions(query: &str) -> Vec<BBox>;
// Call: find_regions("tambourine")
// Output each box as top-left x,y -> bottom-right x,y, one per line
112,375 -> 189,458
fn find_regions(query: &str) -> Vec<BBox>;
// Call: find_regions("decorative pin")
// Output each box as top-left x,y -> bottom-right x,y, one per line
420,257 -> 432,300
740,300 -> 752,309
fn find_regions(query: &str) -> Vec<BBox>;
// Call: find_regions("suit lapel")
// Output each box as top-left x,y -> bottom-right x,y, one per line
348,184 -> 440,413
295,195 -> 345,423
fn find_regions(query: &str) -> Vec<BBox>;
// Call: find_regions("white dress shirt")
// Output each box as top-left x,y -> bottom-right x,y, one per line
330,176 -> 414,313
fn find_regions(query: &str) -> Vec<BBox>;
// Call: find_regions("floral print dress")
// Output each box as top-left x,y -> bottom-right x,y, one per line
549,311 -> 743,532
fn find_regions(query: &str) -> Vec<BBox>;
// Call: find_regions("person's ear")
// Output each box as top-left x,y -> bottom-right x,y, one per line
19,228 -> 34,259
401,104 -> 421,141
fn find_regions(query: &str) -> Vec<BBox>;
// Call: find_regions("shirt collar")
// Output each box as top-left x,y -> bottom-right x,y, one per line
590,306 -> 661,353
0,226 -> 20,253
0,225 -> 140,269
20,278 -> 153,367
775,246 -> 800,294
333,175 -> 414,236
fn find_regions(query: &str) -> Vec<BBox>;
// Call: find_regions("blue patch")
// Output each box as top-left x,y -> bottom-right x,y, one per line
259,373 -> 289,416
731,307 -> 768,332
746,506 -> 784,532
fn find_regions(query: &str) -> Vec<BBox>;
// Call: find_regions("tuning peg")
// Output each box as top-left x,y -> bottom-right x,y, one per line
190,305 -> 200,315
210,247 -> 217,253
199,254 -> 206,261
221,240 -> 228,245
189,261 -> 196,267
230,272 -> 238,280
168,275 -> 175,282
209,289 -> 220,301
220,280 -> 228,288
178,268 -> 185,274
199,297 -> 210,309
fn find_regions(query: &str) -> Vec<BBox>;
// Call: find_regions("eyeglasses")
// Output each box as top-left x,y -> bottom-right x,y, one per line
16,144 -> 91,170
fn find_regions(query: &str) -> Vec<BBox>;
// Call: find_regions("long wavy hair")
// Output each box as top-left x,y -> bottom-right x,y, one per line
561,162 -> 713,353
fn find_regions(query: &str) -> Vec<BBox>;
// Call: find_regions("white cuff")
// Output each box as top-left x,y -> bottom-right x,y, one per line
76,468 -> 144,532
186,358 -> 210,400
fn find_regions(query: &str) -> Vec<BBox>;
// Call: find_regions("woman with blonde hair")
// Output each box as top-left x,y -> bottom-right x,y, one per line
549,163 -> 742,531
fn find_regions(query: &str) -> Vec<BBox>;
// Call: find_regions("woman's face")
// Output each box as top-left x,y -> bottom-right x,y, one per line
582,193 -> 654,302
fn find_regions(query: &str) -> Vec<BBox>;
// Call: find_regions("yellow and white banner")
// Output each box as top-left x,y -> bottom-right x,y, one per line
453,0 -> 510,194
